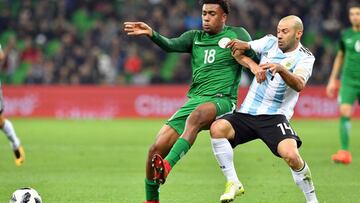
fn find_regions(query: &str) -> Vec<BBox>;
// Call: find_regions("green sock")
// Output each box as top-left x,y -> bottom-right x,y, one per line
145,178 -> 159,201
340,116 -> 351,150
165,138 -> 191,168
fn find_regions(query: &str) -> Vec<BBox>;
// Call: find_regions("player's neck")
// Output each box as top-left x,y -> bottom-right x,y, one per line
283,42 -> 300,53
207,25 -> 225,35
352,24 -> 360,32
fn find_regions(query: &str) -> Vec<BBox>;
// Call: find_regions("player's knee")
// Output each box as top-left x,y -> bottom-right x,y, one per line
148,143 -> 163,157
281,149 -> 301,168
340,105 -> 352,117
210,119 -> 229,139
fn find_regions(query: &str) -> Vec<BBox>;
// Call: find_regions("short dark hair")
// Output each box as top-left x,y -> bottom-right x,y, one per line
199,0 -> 230,14
348,2 -> 360,10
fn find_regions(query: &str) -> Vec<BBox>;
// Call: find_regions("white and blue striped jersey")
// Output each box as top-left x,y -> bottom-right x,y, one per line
239,35 -> 315,120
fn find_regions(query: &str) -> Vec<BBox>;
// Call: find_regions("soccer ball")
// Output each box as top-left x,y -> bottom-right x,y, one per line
10,187 -> 42,203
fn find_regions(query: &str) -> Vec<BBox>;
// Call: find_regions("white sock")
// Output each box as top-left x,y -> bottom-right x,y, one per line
211,138 -> 240,184
291,162 -> 318,203
2,119 -> 21,149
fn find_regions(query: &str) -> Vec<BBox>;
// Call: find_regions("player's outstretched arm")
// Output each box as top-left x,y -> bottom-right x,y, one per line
124,22 -> 153,37
124,22 -> 194,53
326,50 -> 344,98
0,44 -> 4,61
232,51 -> 265,83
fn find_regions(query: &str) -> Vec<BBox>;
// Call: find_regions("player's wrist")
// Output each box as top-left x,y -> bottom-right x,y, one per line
246,42 -> 251,50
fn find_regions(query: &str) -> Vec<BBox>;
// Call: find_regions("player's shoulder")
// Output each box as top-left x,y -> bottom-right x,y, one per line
261,34 -> 277,42
340,28 -> 353,37
226,26 -> 252,40
298,44 -> 315,60
187,29 -> 202,35
227,25 -> 249,33
257,34 -> 277,46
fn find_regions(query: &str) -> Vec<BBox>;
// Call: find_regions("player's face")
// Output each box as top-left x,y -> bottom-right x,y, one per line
277,21 -> 302,52
349,7 -> 360,26
202,4 -> 226,34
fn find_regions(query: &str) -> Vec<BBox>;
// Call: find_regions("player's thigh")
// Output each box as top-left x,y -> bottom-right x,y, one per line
219,112 -> 257,148
189,102 -> 217,128
339,84 -> 358,117
197,96 -> 234,130
339,83 -> 356,102
167,96 -> 234,134
211,96 -> 235,117
256,115 -> 302,157
0,88 -> 4,114
166,98 -> 199,135
0,89 -> 5,127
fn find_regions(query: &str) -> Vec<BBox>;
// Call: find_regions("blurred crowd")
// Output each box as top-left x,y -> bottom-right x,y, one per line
0,0 -> 354,85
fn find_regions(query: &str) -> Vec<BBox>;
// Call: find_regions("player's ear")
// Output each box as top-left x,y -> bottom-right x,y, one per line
295,30 -> 303,40
222,13 -> 227,23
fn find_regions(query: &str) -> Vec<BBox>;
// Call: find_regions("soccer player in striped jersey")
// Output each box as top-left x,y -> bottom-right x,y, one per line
0,44 -> 25,166
124,1 -> 259,202
210,16 -> 318,203
327,2 -> 360,165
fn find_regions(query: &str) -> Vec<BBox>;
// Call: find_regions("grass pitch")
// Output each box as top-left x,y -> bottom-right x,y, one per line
0,118 -> 359,202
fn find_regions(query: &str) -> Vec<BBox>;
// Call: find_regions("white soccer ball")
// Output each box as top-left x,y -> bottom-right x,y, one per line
10,187 -> 42,203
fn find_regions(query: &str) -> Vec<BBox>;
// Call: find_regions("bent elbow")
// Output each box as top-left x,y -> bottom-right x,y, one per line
295,83 -> 305,92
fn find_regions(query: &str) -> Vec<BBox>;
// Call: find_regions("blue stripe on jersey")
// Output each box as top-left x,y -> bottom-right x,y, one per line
247,56 -> 284,115
247,79 -> 269,115
263,37 -> 277,52
266,50 -> 302,113
266,81 -> 286,113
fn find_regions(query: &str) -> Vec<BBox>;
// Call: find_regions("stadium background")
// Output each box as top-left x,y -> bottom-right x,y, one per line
0,0 -> 359,119
0,0 -> 360,203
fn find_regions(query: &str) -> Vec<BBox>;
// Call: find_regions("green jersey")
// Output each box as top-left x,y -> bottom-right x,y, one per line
339,28 -> 360,85
151,26 -> 255,101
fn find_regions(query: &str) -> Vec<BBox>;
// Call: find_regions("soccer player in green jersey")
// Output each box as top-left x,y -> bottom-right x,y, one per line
124,0 -> 260,202
327,2 -> 360,164
0,44 -> 25,166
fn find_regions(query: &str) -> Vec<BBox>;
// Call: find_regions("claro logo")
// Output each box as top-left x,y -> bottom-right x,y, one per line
296,95 -> 338,116
135,95 -> 186,116
4,94 -> 39,116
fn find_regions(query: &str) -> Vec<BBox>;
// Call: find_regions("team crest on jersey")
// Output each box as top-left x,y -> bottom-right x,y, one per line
218,37 -> 231,49
355,40 -> 360,53
285,62 -> 291,68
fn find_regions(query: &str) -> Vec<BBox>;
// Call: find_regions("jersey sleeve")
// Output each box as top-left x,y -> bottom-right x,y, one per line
150,30 -> 196,53
248,35 -> 277,54
338,31 -> 345,52
293,55 -> 315,83
233,27 -> 258,62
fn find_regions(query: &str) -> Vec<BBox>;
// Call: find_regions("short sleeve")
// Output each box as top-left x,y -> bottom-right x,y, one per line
293,55 -> 315,83
248,35 -> 277,54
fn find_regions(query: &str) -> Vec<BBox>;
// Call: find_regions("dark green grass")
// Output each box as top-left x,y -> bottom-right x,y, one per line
0,119 -> 359,202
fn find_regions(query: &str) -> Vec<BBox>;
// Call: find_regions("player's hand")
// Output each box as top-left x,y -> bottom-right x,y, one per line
0,50 -> 4,61
260,63 -> 285,79
123,22 -> 153,37
226,39 -> 250,55
326,79 -> 337,98
250,65 -> 266,83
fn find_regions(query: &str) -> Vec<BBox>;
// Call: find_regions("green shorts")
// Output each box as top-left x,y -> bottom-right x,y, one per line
166,96 -> 236,135
339,81 -> 360,105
